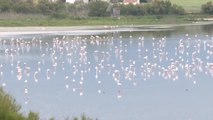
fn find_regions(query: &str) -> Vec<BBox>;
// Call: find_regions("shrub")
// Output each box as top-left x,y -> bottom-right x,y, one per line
120,4 -> 146,16
0,0 -> 185,17
67,2 -> 89,17
0,0 -> 12,12
120,4 -> 136,15
146,0 -> 172,14
201,1 -> 213,14
27,111 -> 40,120
0,88 -> 25,120
0,87 -> 97,120
50,12 -> 68,19
120,0 -> 184,16
136,4 -> 147,15
12,2 -> 37,14
144,0 -> 185,15
37,0 -> 66,15
88,1 -> 110,17
172,4 -> 185,15
140,0 -> 148,3
36,0 -> 52,14
0,87 -> 41,120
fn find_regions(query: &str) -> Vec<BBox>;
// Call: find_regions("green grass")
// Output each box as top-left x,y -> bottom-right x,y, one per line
0,0 -> 212,27
0,12 -> 213,27
167,0 -> 213,13
0,14 -> 212,27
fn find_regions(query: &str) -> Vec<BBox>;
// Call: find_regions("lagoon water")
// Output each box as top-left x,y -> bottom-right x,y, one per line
0,25 -> 213,120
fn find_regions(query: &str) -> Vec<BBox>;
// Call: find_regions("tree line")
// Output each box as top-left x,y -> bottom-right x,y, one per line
0,0 -> 213,18
201,1 -> 213,15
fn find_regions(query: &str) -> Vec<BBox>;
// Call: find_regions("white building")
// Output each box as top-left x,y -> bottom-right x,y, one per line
66,0 -> 75,3
49,0 -> 58,2
66,0 -> 92,3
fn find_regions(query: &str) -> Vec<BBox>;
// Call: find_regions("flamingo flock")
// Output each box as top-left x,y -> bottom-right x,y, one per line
0,33 -> 212,102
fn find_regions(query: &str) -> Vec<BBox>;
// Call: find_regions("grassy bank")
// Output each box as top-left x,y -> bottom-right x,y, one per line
0,0 -> 213,27
168,0 -> 213,13
0,14 -> 213,27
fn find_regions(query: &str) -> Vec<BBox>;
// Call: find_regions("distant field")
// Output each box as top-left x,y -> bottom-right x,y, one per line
167,0 -> 213,13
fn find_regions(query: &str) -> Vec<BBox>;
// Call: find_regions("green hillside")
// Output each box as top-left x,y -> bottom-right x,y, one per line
167,0 -> 213,13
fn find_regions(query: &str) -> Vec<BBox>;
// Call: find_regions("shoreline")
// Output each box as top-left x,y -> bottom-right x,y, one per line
0,21 -> 213,35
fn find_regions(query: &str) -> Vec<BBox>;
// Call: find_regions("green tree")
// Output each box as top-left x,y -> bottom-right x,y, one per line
149,0 -> 172,14
0,0 -> 12,12
88,1 -> 110,17
0,87 -> 97,120
67,2 -> 88,17
145,0 -> 184,15
201,1 -> 213,14
37,0 -> 66,15
172,4 -> 185,15
0,88 -> 25,120
27,111 -> 40,120
13,1 -> 36,13
36,0 -> 52,14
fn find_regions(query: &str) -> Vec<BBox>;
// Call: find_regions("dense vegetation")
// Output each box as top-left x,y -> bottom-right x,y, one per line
0,0 -> 186,18
168,0 -> 213,13
120,0 -> 185,15
0,0 -> 213,18
0,87 -> 39,120
0,0 -> 212,26
201,1 -> 213,14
